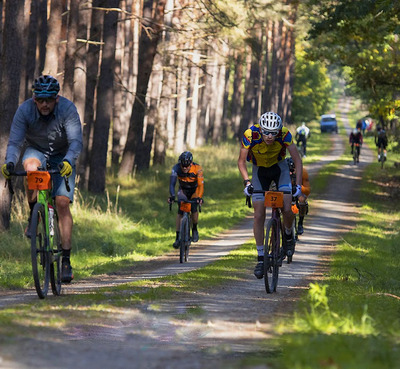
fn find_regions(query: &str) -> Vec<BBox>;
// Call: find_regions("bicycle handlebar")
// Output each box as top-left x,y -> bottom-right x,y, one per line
6,169 -> 70,195
169,198 -> 202,213
245,189 -> 291,208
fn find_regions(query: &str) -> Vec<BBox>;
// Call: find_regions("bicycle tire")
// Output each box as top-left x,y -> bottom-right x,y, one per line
30,203 -> 50,299
263,218 -> 280,293
179,214 -> 190,263
50,208 -> 62,295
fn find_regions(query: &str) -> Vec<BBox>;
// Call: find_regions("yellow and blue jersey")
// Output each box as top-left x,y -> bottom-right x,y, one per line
241,124 -> 293,168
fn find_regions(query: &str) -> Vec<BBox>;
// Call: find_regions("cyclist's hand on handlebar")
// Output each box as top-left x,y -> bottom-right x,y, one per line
293,184 -> 302,198
194,197 -> 203,205
59,160 -> 72,177
1,162 -> 14,180
244,183 -> 254,197
168,196 -> 175,204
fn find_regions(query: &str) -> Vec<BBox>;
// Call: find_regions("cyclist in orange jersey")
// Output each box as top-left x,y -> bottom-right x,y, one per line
168,151 -> 204,248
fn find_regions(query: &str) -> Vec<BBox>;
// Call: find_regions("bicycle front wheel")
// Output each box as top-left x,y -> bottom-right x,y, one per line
50,209 -> 62,295
264,218 -> 281,293
30,203 -> 50,299
179,214 -> 190,263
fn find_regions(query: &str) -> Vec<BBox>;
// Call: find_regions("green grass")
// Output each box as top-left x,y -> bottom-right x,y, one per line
266,150 -> 400,369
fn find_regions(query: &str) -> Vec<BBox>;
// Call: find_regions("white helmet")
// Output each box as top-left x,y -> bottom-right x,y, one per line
259,112 -> 282,133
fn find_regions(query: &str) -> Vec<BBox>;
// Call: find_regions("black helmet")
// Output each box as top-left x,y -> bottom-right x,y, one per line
179,151 -> 193,167
32,75 -> 60,98
286,157 -> 295,172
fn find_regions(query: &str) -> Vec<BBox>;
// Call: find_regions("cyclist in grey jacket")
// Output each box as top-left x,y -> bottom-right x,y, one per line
1,75 -> 82,283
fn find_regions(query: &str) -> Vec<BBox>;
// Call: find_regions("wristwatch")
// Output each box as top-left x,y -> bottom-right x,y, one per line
243,179 -> 251,186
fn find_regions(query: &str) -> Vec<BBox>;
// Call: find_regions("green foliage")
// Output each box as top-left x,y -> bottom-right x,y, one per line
292,46 -> 332,122
271,148 -> 400,369
303,0 -> 400,124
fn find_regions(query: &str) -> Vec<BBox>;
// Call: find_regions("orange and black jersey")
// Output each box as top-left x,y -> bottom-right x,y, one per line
169,162 -> 204,198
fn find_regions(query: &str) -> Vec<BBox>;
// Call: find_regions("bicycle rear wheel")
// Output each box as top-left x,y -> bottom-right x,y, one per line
179,215 -> 190,263
264,218 -> 281,293
50,209 -> 62,295
30,203 -> 50,299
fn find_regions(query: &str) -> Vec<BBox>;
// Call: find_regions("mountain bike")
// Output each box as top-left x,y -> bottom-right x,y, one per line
247,190 -> 290,293
353,143 -> 360,165
7,167 -> 70,299
170,199 -> 201,263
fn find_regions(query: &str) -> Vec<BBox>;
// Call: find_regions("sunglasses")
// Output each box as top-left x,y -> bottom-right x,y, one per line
35,97 -> 57,104
262,130 -> 279,137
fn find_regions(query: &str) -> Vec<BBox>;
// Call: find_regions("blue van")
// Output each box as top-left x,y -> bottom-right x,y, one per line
320,114 -> 338,133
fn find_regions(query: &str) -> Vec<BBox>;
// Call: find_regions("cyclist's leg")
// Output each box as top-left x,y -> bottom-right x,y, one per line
190,205 -> 199,242
297,194 -> 308,235
277,161 -> 295,253
252,166 -> 270,278
22,148 -> 46,237
51,155 -> 76,282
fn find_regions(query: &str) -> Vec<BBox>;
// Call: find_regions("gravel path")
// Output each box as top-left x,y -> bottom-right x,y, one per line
0,98 -> 374,369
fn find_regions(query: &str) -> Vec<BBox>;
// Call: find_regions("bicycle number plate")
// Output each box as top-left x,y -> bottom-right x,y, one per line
27,171 -> 52,190
180,202 -> 191,213
264,191 -> 283,208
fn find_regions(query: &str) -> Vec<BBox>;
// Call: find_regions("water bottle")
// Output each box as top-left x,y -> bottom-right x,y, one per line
48,205 -> 54,236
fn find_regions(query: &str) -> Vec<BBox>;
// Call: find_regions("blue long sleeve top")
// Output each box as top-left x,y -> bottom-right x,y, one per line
5,96 -> 83,166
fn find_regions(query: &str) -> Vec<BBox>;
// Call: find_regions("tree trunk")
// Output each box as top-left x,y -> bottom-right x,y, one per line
187,47 -> 201,148
88,1 -> 120,194
232,49 -> 244,139
80,0 -> 104,189
0,0 -> 24,231
43,0 -> 63,76
63,0 -> 79,100
138,52 -> 163,170
175,45 -> 189,153
119,0 -> 166,176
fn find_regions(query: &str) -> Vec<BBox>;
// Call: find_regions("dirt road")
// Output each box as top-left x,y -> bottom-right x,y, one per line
0,99 -> 374,369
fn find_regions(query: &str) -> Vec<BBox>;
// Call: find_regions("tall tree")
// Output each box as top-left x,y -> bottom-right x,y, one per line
43,0 -> 64,76
0,0 -> 25,230
63,0 -> 79,100
80,0 -> 104,188
119,0 -> 167,176
88,1 -> 120,193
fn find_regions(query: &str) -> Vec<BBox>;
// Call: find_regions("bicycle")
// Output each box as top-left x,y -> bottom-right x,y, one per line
352,143 -> 360,165
297,141 -> 306,158
247,189 -> 292,293
170,199 -> 201,263
7,166 -> 70,299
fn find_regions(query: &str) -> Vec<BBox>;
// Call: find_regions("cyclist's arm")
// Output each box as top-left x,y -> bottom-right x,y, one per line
287,143 -> 302,186
169,171 -> 178,197
194,165 -> 204,198
5,106 -> 29,165
238,146 -> 250,183
63,103 -> 83,166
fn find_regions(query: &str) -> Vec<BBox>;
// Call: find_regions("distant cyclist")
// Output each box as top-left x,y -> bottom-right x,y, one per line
168,151 -> 204,248
295,122 -> 310,157
1,75 -> 82,283
375,125 -> 388,162
287,158 -> 310,235
349,128 -> 363,162
238,111 -> 303,279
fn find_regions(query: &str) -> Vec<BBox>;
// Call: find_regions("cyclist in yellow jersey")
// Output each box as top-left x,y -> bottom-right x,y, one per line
238,112 -> 303,279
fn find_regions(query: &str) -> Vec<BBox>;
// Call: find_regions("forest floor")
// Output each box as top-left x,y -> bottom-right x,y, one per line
0,98 -> 374,369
